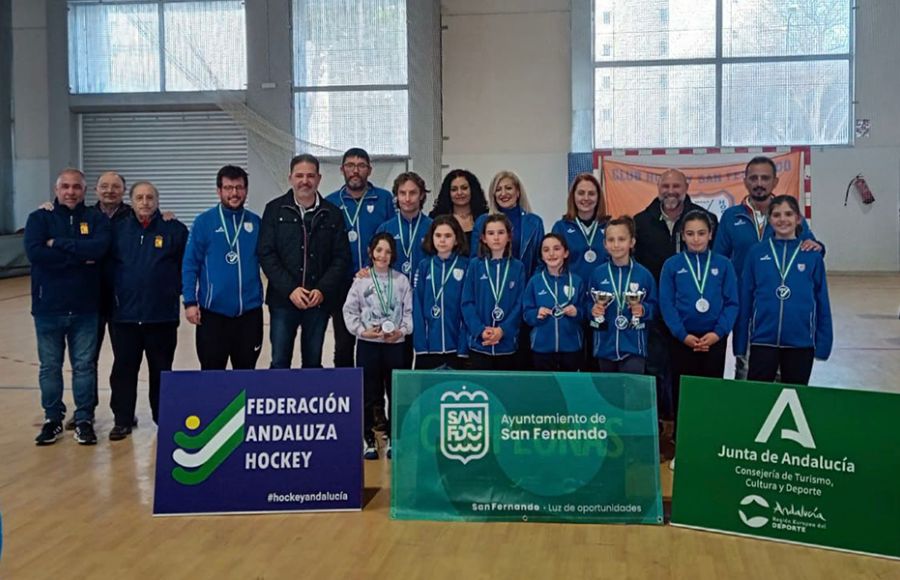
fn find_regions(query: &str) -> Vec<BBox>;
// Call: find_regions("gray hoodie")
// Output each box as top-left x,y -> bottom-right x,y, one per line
342,269 -> 413,343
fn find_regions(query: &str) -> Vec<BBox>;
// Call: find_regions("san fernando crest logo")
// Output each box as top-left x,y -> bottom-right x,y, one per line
171,390 -> 246,485
440,387 -> 490,464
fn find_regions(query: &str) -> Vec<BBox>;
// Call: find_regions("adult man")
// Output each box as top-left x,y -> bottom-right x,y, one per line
714,156 -> 822,379
325,148 -> 395,367
108,182 -> 187,439
633,169 -> 718,435
24,168 -> 111,445
258,154 -> 350,368
182,165 -> 263,370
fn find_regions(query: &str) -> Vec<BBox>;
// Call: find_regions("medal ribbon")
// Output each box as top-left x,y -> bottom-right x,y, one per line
768,239 -> 801,286
541,271 -> 573,309
576,218 -> 598,249
218,204 -> 246,254
397,213 -> 423,263
371,271 -> 393,318
340,192 -> 366,234
607,261 -> 633,314
430,255 -> 459,305
484,258 -> 510,312
683,251 -> 711,297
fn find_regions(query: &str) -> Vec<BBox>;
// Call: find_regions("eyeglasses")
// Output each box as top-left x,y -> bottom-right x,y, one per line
342,162 -> 370,172
220,185 -> 247,193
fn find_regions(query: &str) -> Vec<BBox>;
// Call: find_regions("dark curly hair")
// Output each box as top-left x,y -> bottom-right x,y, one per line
429,169 -> 489,219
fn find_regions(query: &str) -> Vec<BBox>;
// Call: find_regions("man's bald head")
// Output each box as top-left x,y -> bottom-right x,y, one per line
657,169 -> 688,215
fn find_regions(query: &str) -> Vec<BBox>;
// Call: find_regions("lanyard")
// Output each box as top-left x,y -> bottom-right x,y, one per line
541,270 -> 572,308
683,252 -> 711,296
768,239 -> 801,284
397,213 -> 423,261
575,218 -> 598,248
371,270 -> 393,317
607,260 -> 633,312
340,192 -> 366,231
431,255 -> 459,304
484,258 -> 510,308
218,204 -> 246,252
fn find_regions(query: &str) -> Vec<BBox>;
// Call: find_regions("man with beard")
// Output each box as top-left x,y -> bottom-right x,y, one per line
325,148 -> 395,368
714,156 -> 822,379
182,165 -> 263,372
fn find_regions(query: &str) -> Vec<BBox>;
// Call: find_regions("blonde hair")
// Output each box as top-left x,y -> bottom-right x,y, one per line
487,170 -> 533,214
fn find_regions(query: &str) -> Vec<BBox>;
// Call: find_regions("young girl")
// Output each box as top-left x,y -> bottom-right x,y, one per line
552,173 -> 609,370
461,214 -> 526,370
734,195 -> 832,385
523,234 -> 586,371
412,216 -> 470,370
659,210 -> 739,429
343,233 -> 413,460
589,216 -> 657,373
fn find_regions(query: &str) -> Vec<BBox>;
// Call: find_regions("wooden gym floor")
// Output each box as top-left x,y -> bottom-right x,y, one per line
0,273 -> 898,579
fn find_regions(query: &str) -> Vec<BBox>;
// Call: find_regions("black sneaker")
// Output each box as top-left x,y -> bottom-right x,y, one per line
64,416 -> 76,431
109,424 -> 132,441
35,420 -> 63,446
74,422 -> 98,445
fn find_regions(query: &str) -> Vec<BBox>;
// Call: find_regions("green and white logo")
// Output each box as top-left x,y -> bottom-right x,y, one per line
738,494 -> 770,528
171,390 -> 246,485
755,388 -> 816,449
440,387 -> 490,465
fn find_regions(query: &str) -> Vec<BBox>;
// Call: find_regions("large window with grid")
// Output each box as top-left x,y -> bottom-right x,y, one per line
68,0 -> 247,94
593,0 -> 853,148
291,0 -> 409,157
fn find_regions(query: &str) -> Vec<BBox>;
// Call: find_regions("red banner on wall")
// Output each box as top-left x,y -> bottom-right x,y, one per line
599,151 -> 804,219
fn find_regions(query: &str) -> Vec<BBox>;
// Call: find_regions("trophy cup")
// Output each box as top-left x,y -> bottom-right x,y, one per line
590,290 -> 615,328
624,285 -> 646,329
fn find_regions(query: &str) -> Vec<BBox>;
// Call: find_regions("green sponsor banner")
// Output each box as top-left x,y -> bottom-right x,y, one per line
672,377 -> 900,560
390,370 -> 662,524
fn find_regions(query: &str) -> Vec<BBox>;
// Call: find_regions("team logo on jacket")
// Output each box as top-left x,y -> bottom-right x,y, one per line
564,285 -> 575,298
711,268 -> 719,276
155,235 -> 164,248
79,222 -> 89,235
453,268 -> 464,281
509,281 -> 515,288
244,222 -> 253,233
440,387 -> 490,465
366,204 -> 374,213
797,264 -> 806,272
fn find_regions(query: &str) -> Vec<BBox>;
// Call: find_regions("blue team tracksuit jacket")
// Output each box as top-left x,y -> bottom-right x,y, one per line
376,212 -> 433,277
461,256 -> 526,356
734,238 -> 833,360
522,268 -> 588,354
658,250 -> 739,342
588,259 -> 657,361
551,218 -> 608,286
182,204 -> 263,317
471,209 -> 544,277
412,253 -> 469,355
325,183 -> 395,277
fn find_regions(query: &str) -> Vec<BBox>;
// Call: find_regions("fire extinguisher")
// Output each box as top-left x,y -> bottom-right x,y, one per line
844,174 -> 876,206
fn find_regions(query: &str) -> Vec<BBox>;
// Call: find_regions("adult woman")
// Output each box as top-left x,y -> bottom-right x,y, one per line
430,169 -> 489,249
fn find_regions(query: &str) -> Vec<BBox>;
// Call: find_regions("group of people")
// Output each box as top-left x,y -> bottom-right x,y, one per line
24,151 -> 832,464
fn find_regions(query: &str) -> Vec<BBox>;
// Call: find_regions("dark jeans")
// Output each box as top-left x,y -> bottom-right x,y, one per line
467,352 -> 517,371
269,306 -> 330,369
93,311 -> 114,411
356,340 -> 405,442
596,356 -> 646,374
110,321 -> 178,425
748,346 -> 815,385
34,313 -> 99,423
415,353 -> 462,370
670,336 -> 727,432
196,307 -> 263,370
533,351 -> 581,372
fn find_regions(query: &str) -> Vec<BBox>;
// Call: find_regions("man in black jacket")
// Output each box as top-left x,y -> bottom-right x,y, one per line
258,154 -> 351,369
633,169 -> 718,439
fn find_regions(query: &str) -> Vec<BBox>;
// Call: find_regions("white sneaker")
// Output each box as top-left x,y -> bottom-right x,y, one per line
669,457 -> 675,471
363,440 -> 378,460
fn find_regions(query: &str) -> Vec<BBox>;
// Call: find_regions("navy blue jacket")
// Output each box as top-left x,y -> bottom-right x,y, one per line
734,238 -> 833,359
523,268 -> 588,354
588,259 -> 657,361
376,212 -> 433,278
325,184 -> 396,276
24,200 -> 111,316
111,211 -> 188,324
412,253 -> 469,355
471,210 -> 545,277
659,250 -> 739,342
461,256 -> 526,356
551,218 -> 608,286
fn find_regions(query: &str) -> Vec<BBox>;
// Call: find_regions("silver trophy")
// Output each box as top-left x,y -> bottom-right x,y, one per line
590,290 -> 615,328
624,285 -> 646,329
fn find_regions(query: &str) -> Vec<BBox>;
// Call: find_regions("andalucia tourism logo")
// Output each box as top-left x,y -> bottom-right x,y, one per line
171,390 -> 246,485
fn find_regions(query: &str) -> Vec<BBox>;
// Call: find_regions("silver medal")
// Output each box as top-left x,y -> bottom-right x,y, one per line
695,297 -> 710,313
552,306 -> 564,318
402,261 -> 412,274
775,285 -> 791,301
225,251 -> 238,265
615,315 -> 629,330
348,230 -> 358,242
381,320 -> 396,333
584,250 -> 597,263
492,306 -> 505,322
431,305 -> 442,318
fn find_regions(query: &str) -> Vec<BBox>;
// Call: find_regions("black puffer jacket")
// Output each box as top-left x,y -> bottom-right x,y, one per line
258,191 -> 351,310
633,195 -> 718,282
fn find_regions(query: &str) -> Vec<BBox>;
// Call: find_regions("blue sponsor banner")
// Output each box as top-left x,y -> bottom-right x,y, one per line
153,369 -> 363,516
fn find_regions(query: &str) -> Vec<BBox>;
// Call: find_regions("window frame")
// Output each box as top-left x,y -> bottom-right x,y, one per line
590,0 -> 855,149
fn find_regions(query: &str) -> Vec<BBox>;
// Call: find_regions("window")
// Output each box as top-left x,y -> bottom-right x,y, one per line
68,0 -> 247,94
592,0 -> 852,148
292,0 -> 408,157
